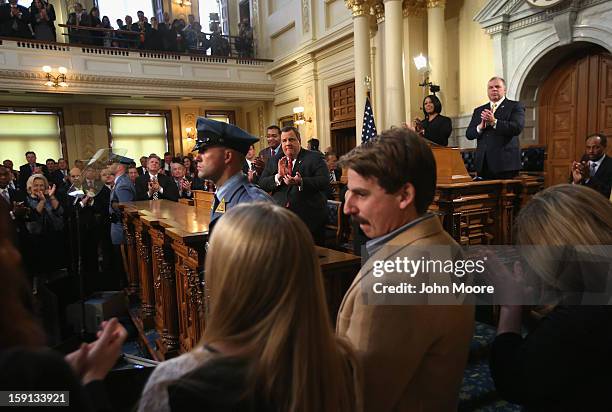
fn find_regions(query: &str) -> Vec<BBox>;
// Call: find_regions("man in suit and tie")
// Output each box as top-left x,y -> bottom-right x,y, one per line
50,158 -> 69,188
18,151 -> 47,191
161,152 -> 174,175
571,133 -> 612,199
466,77 -> 525,180
135,155 -> 179,201
337,128 -> 473,411
0,165 -> 23,208
136,156 -> 148,176
242,144 -> 262,183
257,125 -> 282,166
259,126 -> 330,245
170,162 -> 193,199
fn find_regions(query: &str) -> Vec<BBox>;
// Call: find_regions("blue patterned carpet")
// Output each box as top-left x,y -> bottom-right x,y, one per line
459,322 -> 522,412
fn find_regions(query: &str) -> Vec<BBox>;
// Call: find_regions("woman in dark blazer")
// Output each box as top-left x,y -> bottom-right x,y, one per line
490,184 -> 612,411
29,0 -> 56,41
413,94 -> 452,146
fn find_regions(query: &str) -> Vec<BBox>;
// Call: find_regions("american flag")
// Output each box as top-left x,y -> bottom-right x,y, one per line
361,96 -> 377,144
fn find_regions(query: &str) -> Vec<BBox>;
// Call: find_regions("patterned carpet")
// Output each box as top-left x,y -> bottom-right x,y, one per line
459,322 -> 522,412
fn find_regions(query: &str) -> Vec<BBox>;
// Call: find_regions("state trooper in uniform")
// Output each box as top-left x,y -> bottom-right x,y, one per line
194,118 -> 272,231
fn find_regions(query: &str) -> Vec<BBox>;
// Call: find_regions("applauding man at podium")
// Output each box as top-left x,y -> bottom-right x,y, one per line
466,77 -> 525,180
135,155 -> 179,202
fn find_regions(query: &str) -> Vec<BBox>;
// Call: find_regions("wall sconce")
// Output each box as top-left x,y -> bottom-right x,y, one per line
174,0 -> 192,6
42,65 -> 68,88
292,106 -> 312,125
413,54 -> 440,95
185,127 -> 195,141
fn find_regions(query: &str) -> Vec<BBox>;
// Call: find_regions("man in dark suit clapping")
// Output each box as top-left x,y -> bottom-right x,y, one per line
259,126 -> 330,245
571,133 -> 612,199
466,77 -> 525,180
135,155 -> 179,201
18,151 -> 47,191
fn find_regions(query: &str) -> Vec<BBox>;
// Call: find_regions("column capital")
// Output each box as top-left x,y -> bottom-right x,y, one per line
402,0 -> 425,17
426,0 -> 446,8
345,0 -> 371,17
372,1 -> 385,24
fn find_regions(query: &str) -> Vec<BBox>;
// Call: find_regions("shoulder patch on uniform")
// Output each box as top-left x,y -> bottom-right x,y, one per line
216,198 -> 226,213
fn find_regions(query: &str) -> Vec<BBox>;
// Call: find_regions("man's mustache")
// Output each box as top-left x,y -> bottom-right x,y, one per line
351,215 -> 369,225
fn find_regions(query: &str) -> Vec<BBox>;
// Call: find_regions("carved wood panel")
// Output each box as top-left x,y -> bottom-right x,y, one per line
539,51 -> 612,186
329,80 -> 356,123
149,225 -> 179,360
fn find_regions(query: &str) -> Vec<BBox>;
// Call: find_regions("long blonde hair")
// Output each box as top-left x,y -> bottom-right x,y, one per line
202,202 -> 359,412
515,184 -> 612,288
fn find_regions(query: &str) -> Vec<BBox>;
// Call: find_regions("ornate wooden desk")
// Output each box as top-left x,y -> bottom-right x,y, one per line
119,200 -> 360,360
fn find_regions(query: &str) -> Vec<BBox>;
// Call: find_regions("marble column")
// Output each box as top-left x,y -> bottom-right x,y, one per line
373,1 -> 385,129
346,0 -> 372,140
383,0 -> 406,128
427,0 -> 447,104
402,2 -> 426,123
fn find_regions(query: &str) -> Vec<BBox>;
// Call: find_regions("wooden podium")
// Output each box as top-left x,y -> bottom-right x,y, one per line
431,146 -> 472,184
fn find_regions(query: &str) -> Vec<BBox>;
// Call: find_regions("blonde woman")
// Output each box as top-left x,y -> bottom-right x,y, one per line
491,184 -> 612,410
20,174 -> 64,275
139,203 -> 360,412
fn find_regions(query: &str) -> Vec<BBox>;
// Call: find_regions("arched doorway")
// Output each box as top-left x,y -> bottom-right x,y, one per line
536,46 -> 612,186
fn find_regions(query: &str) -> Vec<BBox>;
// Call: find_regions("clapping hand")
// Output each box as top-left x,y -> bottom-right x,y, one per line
481,109 -> 496,127
283,172 -> 302,187
278,157 -> 290,178
47,184 -> 57,197
64,318 -> 128,385
180,179 -> 191,192
253,157 -> 265,175
571,161 -> 589,183
148,179 -> 160,196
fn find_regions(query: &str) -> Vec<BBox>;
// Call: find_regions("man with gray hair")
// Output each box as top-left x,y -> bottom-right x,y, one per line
466,76 -> 525,180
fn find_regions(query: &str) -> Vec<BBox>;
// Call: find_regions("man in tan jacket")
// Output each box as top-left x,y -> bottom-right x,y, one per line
337,128 -> 474,411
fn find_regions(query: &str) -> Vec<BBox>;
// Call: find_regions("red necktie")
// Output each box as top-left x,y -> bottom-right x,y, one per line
285,156 -> 293,208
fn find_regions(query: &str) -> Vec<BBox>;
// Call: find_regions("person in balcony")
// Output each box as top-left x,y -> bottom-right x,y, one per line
171,19 -> 186,53
209,23 -> 229,57
145,16 -> 163,51
88,7 -> 102,47
0,0 -> 32,39
29,0 -> 55,42
66,3 -> 89,44
235,18 -> 253,58
132,10 -> 151,50
158,11 -> 174,51
185,21 -> 208,52
101,16 -> 112,48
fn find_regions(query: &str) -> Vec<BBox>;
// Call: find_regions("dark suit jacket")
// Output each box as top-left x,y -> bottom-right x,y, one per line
18,163 -> 47,191
573,155 -> 612,199
259,148 -> 329,235
466,99 -> 525,174
258,146 -> 281,166
135,173 -> 179,202
0,4 -> 32,38
49,169 -> 68,188
136,166 -> 147,176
